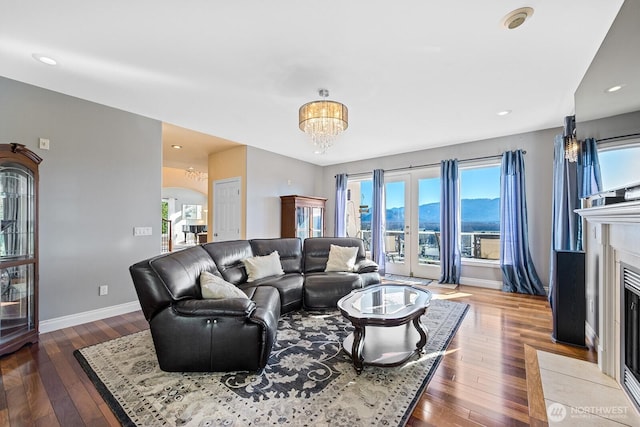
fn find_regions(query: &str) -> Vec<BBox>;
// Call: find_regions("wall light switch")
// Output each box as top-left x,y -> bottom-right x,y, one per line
39,138 -> 50,150
133,226 -> 153,236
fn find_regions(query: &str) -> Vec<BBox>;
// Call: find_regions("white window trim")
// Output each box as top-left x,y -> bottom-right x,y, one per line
462,258 -> 500,268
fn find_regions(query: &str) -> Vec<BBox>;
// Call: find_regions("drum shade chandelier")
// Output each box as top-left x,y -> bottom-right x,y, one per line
299,89 -> 348,154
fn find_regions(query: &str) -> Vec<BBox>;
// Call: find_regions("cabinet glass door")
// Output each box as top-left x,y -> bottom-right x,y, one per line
0,162 -> 36,347
296,207 -> 309,239
311,207 -> 323,237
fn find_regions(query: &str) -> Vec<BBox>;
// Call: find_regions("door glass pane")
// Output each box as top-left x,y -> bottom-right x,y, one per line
346,180 -> 372,253
0,254 -> 35,345
460,166 -> 500,260
418,177 -> 440,265
385,181 -> 405,264
0,163 -> 35,259
311,207 -> 323,237
296,207 -> 308,239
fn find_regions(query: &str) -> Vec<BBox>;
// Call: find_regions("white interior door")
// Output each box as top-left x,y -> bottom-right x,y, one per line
213,177 -> 241,242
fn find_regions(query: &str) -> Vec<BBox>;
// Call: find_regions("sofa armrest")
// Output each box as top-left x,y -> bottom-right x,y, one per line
354,259 -> 379,273
173,298 -> 256,317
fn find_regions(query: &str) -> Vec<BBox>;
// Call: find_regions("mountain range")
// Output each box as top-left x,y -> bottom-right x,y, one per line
360,198 -> 499,231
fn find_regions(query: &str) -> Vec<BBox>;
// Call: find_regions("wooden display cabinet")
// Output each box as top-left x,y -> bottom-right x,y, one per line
0,143 -> 41,356
280,195 -> 327,239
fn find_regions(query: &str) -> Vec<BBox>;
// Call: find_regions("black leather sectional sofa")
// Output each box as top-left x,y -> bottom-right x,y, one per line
129,237 -> 380,372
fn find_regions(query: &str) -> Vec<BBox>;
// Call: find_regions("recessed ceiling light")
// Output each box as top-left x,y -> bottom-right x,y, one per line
501,7 -> 534,30
171,144 -> 183,149
497,110 -> 512,116
32,53 -> 58,66
606,85 -> 624,93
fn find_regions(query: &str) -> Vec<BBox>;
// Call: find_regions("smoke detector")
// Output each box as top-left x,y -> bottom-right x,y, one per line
501,7 -> 534,30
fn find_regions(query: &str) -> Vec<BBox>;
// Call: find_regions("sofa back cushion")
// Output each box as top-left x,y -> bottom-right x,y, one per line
148,246 -> 219,298
130,245 -> 219,320
303,237 -> 366,274
202,240 -> 253,284
250,238 -> 302,274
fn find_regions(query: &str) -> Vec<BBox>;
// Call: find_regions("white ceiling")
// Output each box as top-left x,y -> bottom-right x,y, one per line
0,1 -> 626,170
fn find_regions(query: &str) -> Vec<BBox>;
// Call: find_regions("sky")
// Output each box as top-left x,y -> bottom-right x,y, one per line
359,166 -> 501,209
599,145 -> 640,191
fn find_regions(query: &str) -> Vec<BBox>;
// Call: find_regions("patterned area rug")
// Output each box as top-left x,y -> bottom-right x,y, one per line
75,300 -> 468,426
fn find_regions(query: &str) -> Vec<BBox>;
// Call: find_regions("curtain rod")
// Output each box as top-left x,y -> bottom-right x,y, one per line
339,150 -> 526,178
596,132 -> 640,143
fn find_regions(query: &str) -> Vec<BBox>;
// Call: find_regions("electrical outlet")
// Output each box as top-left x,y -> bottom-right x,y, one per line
99,285 -> 108,296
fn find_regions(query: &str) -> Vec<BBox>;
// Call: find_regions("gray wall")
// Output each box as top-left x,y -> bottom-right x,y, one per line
577,110 -> 640,142
321,127 -> 558,285
246,146 -> 323,238
0,77 -> 161,320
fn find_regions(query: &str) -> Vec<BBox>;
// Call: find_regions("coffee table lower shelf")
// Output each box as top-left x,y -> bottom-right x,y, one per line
342,322 -> 429,373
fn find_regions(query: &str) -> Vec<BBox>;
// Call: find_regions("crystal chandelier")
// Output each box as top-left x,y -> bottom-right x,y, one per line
185,167 -> 208,182
563,115 -> 579,163
564,135 -> 579,163
299,89 -> 348,154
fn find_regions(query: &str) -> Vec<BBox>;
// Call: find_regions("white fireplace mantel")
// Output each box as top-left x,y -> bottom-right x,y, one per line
577,200 -> 640,384
577,200 -> 640,224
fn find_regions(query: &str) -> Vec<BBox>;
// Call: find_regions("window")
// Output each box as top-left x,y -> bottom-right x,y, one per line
598,142 -> 640,191
459,165 -> 500,260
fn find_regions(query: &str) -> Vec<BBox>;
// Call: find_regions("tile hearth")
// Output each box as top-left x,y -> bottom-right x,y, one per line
537,350 -> 640,426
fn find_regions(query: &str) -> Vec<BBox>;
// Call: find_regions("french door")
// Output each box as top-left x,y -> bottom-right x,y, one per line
384,170 -> 441,279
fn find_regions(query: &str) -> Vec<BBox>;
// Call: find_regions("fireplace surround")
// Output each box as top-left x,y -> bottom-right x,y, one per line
622,263 -> 640,411
577,200 -> 640,412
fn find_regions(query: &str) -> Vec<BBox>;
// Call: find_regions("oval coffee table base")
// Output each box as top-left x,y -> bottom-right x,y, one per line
343,322 -> 430,374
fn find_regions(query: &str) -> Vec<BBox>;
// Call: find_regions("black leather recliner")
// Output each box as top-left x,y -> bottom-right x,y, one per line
129,245 -> 280,372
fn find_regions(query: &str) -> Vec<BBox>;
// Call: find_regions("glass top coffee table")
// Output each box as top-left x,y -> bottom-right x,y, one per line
337,284 -> 432,374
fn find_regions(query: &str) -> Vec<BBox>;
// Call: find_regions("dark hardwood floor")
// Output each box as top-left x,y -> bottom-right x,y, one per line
0,285 -> 595,426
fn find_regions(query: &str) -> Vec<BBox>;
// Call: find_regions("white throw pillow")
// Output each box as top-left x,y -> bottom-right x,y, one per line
200,271 -> 248,299
325,244 -> 359,272
243,251 -> 285,282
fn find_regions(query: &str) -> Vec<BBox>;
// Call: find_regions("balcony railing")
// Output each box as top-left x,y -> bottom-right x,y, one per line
357,229 -> 500,263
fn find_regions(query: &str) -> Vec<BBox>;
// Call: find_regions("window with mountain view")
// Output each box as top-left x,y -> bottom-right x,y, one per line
460,165 -> 500,260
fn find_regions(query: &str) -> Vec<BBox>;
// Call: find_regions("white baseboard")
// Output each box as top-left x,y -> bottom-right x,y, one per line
39,300 -> 142,334
460,276 -> 502,289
